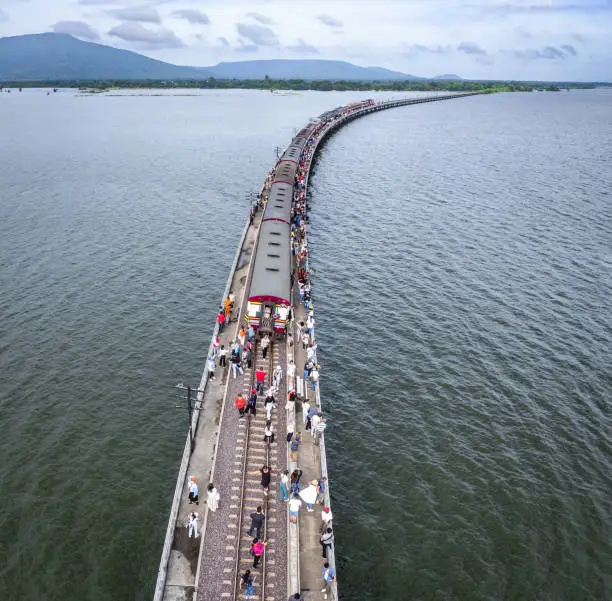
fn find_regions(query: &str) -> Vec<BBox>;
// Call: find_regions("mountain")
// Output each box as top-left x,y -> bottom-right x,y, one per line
434,74 -> 463,80
208,60 -> 421,81
0,33 -> 211,80
0,33 -> 444,82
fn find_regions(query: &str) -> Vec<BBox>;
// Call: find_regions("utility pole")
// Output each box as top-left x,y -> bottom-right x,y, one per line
176,383 -> 204,453
274,145 -> 282,159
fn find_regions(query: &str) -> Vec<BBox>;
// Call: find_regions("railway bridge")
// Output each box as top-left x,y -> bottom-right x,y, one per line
153,91 -> 482,601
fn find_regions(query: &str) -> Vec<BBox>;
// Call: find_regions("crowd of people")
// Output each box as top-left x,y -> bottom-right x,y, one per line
187,117 -> 344,600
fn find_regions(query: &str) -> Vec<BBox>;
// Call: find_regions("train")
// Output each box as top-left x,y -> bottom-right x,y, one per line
245,102 -> 375,334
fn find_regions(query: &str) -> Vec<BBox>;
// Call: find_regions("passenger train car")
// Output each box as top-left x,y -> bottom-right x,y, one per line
246,131 -> 313,333
246,109 -> 366,334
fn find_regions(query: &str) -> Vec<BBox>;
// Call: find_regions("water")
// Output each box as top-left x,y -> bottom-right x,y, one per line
0,88 -> 610,601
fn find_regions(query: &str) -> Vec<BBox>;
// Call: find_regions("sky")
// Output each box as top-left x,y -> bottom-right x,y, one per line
0,0 -> 611,81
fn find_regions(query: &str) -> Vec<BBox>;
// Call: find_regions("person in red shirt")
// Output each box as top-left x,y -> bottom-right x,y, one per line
235,394 -> 246,417
217,310 -> 226,332
255,368 -> 266,395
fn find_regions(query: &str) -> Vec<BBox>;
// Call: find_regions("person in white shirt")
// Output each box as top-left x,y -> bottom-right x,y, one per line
287,360 -> 296,384
311,411 -> 321,437
273,364 -> 283,391
187,512 -> 199,538
289,495 -> 302,524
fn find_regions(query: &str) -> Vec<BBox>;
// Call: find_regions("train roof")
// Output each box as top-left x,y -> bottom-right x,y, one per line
282,144 -> 302,163
262,182 -> 293,224
249,220 -> 291,305
273,159 -> 297,185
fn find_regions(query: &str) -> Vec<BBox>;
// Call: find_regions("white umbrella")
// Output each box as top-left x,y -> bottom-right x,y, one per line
299,483 -> 317,505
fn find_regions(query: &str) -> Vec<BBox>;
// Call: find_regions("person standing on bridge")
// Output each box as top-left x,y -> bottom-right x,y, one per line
263,421 -> 275,445
287,360 -> 296,387
239,326 -> 246,348
188,476 -> 199,505
207,356 -> 216,381
272,364 -> 282,391
246,391 -> 257,417
235,393 -> 246,417
219,344 -> 227,368
248,506 -> 265,539
250,538 -> 266,569
240,570 -> 255,599
217,309 -> 226,333
290,432 -> 301,463
232,351 -> 244,379
206,483 -> 220,512
261,334 -> 270,359
255,367 -> 266,395
279,470 -> 290,502
288,494 -> 302,524
320,527 -> 334,559
186,511 -> 199,539
321,562 -> 336,600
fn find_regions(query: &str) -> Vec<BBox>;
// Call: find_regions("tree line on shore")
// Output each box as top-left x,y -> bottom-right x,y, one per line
1,78 -> 604,93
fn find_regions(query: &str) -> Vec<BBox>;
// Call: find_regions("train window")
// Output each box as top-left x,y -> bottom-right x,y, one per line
268,242 -> 281,246
265,268 -> 279,272
267,253 -> 280,258
270,231 -> 281,236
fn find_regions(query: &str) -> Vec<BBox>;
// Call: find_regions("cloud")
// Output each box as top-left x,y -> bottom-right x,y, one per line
78,0 -> 121,4
286,38 -> 319,54
217,36 -> 230,47
495,1 -> 612,14
560,44 -> 578,56
457,41 -> 486,55
410,43 -> 452,54
52,20 -> 100,41
171,9 -> 210,25
246,13 -> 274,25
236,22 -> 278,46
108,22 -> 184,48
109,6 -> 161,24
0,8 -> 7,22
514,46 -> 570,60
316,15 -> 343,27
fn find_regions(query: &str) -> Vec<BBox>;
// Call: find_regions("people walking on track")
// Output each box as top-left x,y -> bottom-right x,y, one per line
248,506 -> 265,538
261,334 -> 270,359
273,364 -> 282,391
264,421 -> 275,444
250,538 -> 266,568
235,393 -> 246,417
240,570 -> 255,599
206,483 -> 220,512
279,470 -> 290,502
246,390 -> 257,416
255,368 -> 266,394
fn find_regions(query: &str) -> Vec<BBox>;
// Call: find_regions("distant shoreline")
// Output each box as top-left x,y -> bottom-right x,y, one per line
1,79 -> 607,94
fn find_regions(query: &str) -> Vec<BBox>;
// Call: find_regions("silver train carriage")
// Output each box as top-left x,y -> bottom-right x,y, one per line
247,219 -> 291,334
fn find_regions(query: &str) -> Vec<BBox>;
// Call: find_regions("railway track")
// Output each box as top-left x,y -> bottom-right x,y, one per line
229,338 -> 285,601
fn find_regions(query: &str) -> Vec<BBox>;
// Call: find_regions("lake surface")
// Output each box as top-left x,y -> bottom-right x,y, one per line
1,88 -> 610,601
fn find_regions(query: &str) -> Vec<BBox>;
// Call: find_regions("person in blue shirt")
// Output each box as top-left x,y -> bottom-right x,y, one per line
321,562 -> 336,599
